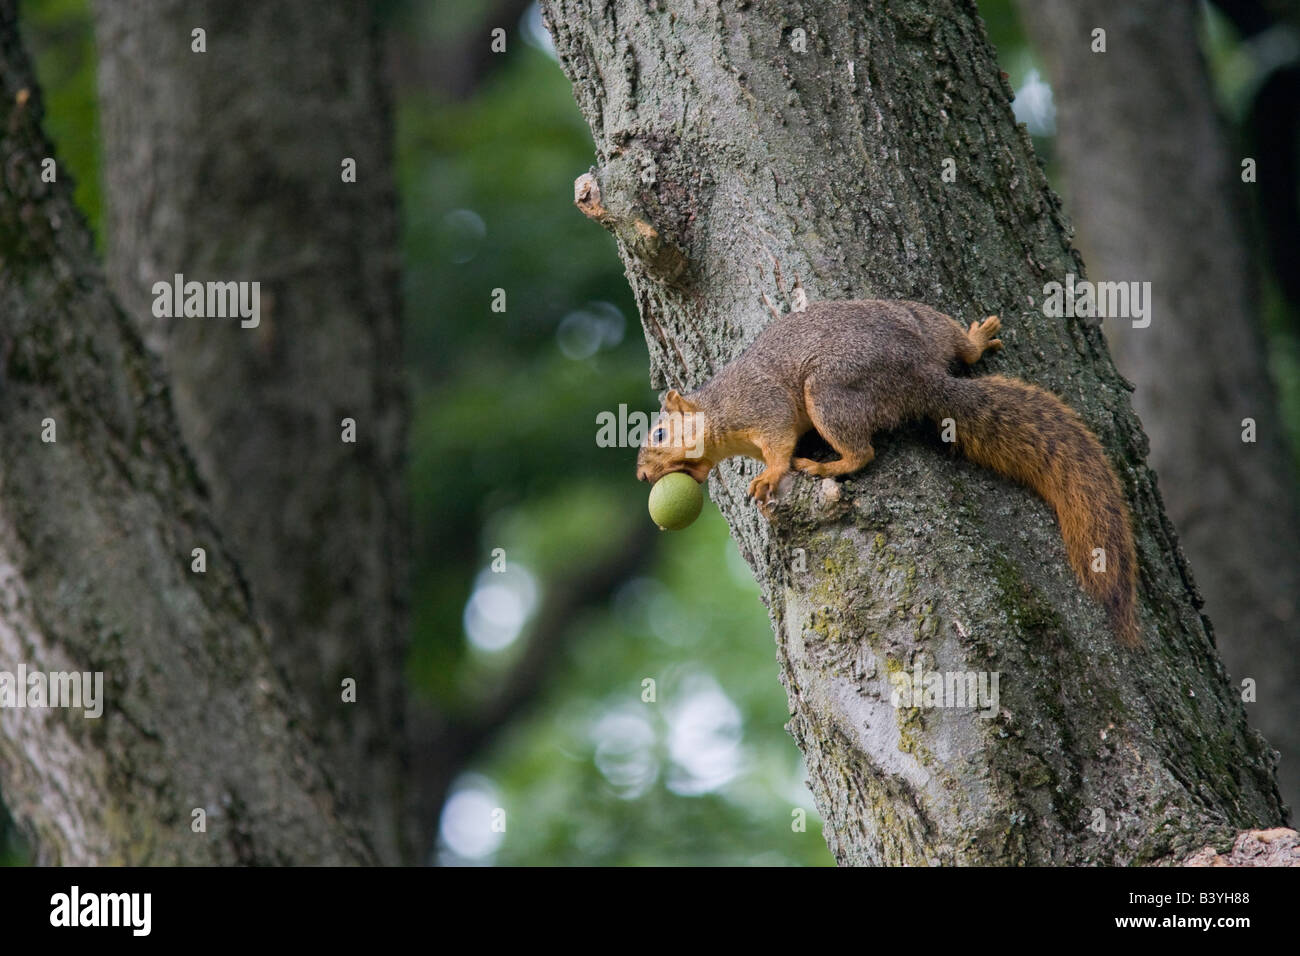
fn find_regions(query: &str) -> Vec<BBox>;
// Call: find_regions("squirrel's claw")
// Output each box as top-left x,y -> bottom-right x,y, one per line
747,468 -> 786,519
972,316 -> 1002,350
762,292 -> 782,323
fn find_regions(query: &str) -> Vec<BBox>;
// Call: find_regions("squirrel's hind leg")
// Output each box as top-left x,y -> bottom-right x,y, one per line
793,379 -> 877,477
793,450 -> 874,477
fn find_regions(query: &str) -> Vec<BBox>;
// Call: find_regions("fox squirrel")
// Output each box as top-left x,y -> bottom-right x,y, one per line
636,299 -> 1139,646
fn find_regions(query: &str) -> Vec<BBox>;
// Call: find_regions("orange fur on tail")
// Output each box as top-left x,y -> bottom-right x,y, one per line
939,375 -> 1139,646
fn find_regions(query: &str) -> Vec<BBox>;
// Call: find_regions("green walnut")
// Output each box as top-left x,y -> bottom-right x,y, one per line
648,472 -> 703,530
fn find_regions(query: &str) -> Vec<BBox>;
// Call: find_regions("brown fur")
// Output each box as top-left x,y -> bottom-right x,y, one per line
636,299 -> 1140,646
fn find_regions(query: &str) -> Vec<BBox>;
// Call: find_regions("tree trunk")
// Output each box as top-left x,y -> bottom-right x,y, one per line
0,0 -> 372,864
92,1 -> 415,861
1018,0 -> 1300,812
542,0 -> 1285,864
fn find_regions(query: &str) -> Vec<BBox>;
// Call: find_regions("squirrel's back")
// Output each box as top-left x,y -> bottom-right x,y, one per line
743,299 -> 967,376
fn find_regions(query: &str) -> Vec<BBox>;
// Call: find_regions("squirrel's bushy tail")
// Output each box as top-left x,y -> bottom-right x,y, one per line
935,375 -> 1139,646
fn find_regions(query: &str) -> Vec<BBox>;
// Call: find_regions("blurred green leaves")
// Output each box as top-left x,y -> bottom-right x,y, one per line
395,10 -> 829,863
19,0 -> 102,243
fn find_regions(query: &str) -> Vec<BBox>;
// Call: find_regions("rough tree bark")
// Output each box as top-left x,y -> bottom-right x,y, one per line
92,1 -> 415,861
542,0 -> 1285,864
0,0 -> 372,864
1017,0 -> 1300,813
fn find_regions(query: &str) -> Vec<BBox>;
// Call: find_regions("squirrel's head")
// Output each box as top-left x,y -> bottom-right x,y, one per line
636,389 -> 713,484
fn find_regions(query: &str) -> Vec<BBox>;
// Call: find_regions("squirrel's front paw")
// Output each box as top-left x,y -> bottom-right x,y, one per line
747,471 -> 780,517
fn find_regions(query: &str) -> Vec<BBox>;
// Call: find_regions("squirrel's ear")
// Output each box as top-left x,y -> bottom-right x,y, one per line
663,389 -> 695,412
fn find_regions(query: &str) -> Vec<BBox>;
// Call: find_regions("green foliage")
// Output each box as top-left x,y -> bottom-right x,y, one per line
0,800 -> 27,866
18,0 -> 101,244
447,507 -> 829,865
396,21 -> 831,863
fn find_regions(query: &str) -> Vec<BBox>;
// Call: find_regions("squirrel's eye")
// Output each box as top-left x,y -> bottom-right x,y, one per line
652,427 -> 666,443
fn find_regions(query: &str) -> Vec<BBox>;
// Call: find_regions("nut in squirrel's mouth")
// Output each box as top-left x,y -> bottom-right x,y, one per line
639,462 -> 710,484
